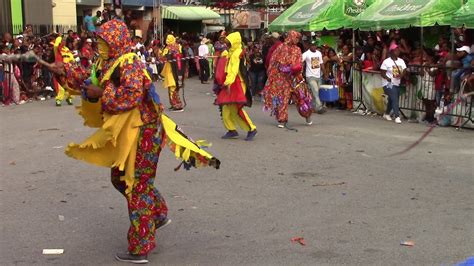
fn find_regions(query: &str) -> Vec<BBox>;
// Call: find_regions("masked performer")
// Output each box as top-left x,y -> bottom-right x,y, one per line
161,34 -> 184,112
50,20 -> 219,264
52,39 -> 74,106
263,30 -> 313,129
214,32 -> 257,141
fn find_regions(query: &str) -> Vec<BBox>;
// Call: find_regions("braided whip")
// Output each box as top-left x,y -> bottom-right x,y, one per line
388,90 -> 474,157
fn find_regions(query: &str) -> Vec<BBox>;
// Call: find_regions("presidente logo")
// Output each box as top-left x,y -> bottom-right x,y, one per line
379,0 -> 432,16
288,0 -> 330,23
345,0 -> 368,17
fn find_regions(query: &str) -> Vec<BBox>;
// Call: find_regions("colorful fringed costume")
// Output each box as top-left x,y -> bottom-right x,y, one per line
56,20 -> 219,257
161,35 -> 184,111
53,37 -> 74,106
264,31 -> 313,125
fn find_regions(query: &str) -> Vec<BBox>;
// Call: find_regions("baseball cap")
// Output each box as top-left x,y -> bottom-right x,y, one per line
389,43 -> 399,51
86,38 -> 92,43
456,46 -> 471,54
271,32 -> 280,39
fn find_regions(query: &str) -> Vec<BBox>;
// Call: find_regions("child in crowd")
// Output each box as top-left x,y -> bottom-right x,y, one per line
421,49 -> 438,124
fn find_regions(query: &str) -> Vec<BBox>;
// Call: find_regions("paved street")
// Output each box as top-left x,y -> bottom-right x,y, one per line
1,78 -> 473,265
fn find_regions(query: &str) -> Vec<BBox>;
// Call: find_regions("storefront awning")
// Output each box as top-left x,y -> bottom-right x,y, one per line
354,0 -> 462,31
76,0 -> 101,6
162,6 -> 221,21
122,0 -> 146,7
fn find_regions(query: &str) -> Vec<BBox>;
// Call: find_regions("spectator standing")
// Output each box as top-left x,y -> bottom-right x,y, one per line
207,38 -> 215,79
434,43 -> 449,106
83,10 -> 96,33
338,44 -> 353,110
380,44 -> 407,124
198,38 -> 210,84
302,40 -> 325,113
93,11 -> 103,27
248,48 -> 265,98
452,46 -> 473,91
80,38 -> 94,68
184,41 -> 196,77
421,49 -> 437,123
265,32 -> 282,71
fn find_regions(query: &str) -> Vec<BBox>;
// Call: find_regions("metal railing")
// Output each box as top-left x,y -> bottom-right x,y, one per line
352,66 -> 473,128
0,24 -> 78,36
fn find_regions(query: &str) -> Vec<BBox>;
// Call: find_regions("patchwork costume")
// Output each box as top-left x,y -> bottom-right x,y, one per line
161,35 -> 184,111
264,31 -> 313,127
55,20 -> 219,262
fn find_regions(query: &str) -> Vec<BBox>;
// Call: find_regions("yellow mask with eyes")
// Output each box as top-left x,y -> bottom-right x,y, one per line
97,38 -> 110,60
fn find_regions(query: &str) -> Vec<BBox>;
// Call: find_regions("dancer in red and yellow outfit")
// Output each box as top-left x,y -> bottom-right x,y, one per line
214,32 -> 257,141
264,30 -> 313,129
50,20 -> 219,264
161,34 -> 184,112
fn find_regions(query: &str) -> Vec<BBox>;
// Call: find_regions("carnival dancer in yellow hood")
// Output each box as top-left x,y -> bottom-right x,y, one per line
161,34 -> 184,112
214,32 -> 257,141
48,19 -> 219,264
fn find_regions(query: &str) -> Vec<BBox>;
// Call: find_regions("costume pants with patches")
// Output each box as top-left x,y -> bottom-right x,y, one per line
111,124 -> 168,256
54,79 -> 73,102
222,104 -> 256,132
168,86 -> 183,109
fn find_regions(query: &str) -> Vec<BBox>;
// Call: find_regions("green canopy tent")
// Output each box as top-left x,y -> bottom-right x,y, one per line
353,0 -> 462,31
269,0 -> 375,32
453,0 -> 474,29
308,0 -> 375,31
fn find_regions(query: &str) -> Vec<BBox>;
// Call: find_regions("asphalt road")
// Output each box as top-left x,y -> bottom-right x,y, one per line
1,77 -> 473,265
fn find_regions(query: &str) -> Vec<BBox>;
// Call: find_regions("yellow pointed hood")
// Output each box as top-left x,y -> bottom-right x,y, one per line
226,32 -> 242,53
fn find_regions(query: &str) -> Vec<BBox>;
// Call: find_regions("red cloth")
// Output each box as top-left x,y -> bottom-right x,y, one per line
215,75 -> 247,106
291,63 -> 302,74
362,60 -> 374,70
214,56 -> 228,86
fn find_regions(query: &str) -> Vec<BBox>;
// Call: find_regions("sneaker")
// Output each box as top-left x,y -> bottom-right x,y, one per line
115,253 -> 148,264
277,123 -> 285,128
305,117 -> 313,126
222,130 -> 239,139
19,100 -> 26,105
395,117 -> 402,124
66,98 -> 73,105
156,218 -> 172,230
245,130 -> 257,141
56,100 -> 62,107
39,97 -> 46,101
170,108 -> 184,113
383,114 -> 392,121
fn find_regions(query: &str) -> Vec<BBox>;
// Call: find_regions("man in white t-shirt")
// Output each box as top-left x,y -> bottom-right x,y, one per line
380,43 -> 407,124
302,40 -> 325,113
198,38 -> 210,83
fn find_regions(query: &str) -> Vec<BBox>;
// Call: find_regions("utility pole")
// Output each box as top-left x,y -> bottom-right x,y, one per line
265,0 -> 269,29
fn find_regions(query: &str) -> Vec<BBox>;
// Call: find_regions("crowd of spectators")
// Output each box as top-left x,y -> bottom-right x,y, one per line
1,21 -> 473,126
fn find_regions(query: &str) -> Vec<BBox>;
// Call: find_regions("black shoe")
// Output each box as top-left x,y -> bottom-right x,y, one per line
115,253 -> 148,264
156,218 -> 172,230
222,130 -> 239,139
245,129 -> 257,141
